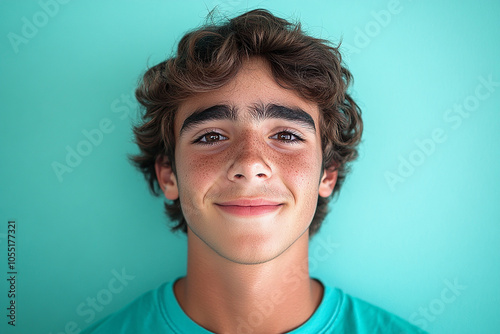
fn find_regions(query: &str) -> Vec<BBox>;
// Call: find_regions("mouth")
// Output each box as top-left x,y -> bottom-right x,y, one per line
215,199 -> 284,217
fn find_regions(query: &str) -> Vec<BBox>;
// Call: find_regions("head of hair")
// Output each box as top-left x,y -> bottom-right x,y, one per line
130,8 -> 363,237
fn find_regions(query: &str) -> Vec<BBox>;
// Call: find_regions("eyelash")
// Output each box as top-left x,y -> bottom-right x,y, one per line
192,129 -> 305,146
192,130 -> 229,146
270,129 -> 305,144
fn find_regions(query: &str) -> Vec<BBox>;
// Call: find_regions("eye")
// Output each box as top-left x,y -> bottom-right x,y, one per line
193,131 -> 228,145
270,131 -> 304,143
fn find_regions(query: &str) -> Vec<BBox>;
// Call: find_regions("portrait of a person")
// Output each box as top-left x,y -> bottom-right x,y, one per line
82,8 -> 425,334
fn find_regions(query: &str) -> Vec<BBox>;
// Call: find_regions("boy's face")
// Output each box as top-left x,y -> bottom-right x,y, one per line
157,58 -> 337,264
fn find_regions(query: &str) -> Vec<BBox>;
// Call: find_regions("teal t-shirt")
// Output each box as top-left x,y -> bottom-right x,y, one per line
81,279 -> 425,333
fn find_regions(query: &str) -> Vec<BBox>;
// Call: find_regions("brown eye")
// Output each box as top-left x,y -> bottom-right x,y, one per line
278,132 -> 292,141
206,133 -> 220,142
196,132 -> 228,144
271,131 -> 304,143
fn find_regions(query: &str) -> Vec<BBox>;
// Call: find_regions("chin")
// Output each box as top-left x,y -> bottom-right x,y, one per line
213,230 -> 306,265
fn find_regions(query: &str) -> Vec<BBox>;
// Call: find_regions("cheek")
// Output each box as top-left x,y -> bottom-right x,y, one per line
279,148 -> 323,189
175,151 -> 225,194
278,150 -> 322,226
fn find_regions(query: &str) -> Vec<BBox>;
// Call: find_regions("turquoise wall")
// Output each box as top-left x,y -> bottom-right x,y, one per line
1,0 -> 499,333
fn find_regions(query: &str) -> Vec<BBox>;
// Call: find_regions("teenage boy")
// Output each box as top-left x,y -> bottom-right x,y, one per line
82,9 -> 424,334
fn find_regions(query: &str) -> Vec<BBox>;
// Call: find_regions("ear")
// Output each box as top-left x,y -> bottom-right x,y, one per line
318,167 -> 338,198
155,156 -> 179,200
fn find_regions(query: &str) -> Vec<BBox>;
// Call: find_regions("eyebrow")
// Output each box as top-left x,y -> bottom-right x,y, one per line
250,103 -> 316,132
179,103 -> 316,136
180,105 -> 237,136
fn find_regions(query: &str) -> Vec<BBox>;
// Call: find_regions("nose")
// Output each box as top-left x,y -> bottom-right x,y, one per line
227,137 -> 272,182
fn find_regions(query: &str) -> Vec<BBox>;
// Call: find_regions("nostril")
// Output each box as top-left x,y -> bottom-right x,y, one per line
257,173 -> 266,178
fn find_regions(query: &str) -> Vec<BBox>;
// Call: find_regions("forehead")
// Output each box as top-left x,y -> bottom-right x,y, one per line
174,58 -> 320,135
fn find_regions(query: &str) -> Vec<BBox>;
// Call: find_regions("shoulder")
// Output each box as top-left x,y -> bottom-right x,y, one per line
80,281 -> 174,334
328,286 -> 427,334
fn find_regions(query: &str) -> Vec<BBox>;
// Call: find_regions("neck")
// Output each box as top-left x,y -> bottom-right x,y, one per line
174,229 -> 323,334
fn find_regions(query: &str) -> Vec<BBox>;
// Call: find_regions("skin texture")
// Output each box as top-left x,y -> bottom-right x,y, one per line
155,57 -> 338,333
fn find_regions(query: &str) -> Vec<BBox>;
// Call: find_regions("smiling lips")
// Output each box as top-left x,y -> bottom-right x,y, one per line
215,199 -> 284,217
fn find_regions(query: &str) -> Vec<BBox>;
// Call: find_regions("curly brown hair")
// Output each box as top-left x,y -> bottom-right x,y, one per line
129,9 -> 363,237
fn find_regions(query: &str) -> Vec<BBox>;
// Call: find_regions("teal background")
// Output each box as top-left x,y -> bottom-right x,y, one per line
1,0 -> 499,333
